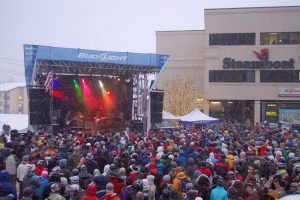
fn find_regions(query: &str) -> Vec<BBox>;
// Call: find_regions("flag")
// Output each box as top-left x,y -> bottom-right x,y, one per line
44,71 -> 53,92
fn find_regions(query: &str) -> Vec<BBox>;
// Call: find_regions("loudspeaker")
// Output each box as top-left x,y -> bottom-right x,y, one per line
130,120 -> 144,132
150,90 -> 164,123
29,88 -> 51,125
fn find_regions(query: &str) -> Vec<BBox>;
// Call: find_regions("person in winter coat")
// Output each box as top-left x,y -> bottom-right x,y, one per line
0,170 -> 17,200
59,159 -> 70,180
80,183 -> 100,200
85,153 -> 99,175
46,183 -> 66,200
5,149 -> 19,185
17,156 -> 34,198
210,178 -> 228,200
173,171 -> 190,196
78,165 -> 92,191
68,146 -> 83,169
103,182 -> 120,200
93,173 -> 108,192
147,175 -> 156,200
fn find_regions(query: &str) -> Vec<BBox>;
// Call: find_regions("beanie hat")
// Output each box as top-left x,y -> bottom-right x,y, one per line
41,170 -> 48,178
93,169 -> 100,177
80,165 -> 87,172
59,159 -> 67,168
69,176 -> 79,184
163,175 -> 171,183
51,183 -> 61,193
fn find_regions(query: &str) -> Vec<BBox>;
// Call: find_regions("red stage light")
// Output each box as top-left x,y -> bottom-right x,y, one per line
81,79 -> 85,84
107,91 -> 111,95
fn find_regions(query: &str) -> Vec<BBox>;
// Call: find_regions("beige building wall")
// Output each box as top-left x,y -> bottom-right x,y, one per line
156,31 -> 205,93
0,86 -> 28,114
156,6 -> 300,124
204,7 -> 300,101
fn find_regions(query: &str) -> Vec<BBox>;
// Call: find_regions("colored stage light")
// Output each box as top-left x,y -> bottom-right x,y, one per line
73,79 -> 79,88
98,80 -> 104,88
107,91 -> 111,95
81,78 -> 85,84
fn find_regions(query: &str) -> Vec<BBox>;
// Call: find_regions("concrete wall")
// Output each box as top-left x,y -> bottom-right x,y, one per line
156,31 -> 205,92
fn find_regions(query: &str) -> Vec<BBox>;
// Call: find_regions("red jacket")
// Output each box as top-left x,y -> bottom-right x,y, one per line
81,183 -> 100,200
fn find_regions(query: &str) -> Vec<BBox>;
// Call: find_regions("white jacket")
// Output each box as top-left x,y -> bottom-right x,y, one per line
5,155 -> 18,175
17,163 -> 34,181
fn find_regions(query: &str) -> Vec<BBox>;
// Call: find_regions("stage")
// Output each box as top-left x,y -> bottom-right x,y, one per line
24,44 -> 168,133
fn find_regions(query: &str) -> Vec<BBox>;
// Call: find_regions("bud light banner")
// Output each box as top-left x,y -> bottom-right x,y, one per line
33,45 -> 168,67
24,44 -> 169,86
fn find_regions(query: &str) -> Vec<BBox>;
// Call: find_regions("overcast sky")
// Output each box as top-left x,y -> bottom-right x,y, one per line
0,0 -> 299,82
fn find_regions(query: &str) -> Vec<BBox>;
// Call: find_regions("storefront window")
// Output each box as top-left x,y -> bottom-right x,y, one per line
209,100 -> 254,126
209,33 -> 255,45
260,70 -> 300,82
260,32 -> 300,45
209,70 -> 255,82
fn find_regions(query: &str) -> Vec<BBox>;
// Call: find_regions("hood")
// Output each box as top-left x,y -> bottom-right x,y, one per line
176,172 -> 186,179
0,170 -> 10,182
149,162 -> 156,169
87,183 -> 97,196
226,154 -> 234,160
103,164 -> 110,175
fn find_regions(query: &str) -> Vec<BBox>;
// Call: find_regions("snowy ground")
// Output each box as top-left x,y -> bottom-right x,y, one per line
0,114 -> 28,131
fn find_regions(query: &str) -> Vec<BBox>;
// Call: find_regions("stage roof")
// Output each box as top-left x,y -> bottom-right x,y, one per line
24,44 -> 169,86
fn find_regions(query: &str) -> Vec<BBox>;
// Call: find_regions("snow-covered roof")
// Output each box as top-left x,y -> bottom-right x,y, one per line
0,114 -> 28,131
0,82 -> 26,92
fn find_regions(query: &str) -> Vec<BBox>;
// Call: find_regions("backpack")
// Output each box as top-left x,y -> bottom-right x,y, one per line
179,177 -> 189,193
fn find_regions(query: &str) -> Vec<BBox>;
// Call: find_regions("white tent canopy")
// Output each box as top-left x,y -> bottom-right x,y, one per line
162,111 -> 180,120
179,108 -> 219,123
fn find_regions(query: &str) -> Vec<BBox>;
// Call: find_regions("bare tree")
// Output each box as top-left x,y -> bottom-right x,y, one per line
163,75 -> 209,116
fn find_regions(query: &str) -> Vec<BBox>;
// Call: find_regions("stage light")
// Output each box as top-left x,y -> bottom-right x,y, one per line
81,78 -> 85,84
125,78 -> 130,83
117,78 -> 121,81
98,80 -> 104,88
73,79 -> 80,89
107,91 -> 111,95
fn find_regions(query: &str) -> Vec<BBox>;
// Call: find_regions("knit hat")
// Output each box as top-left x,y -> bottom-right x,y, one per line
41,170 -> 48,178
80,165 -> 87,172
59,159 -> 67,168
51,166 -> 61,175
60,177 -> 68,186
163,175 -> 171,183
106,182 -> 114,192
69,176 -> 79,184
93,169 -> 100,177
22,155 -> 29,163
51,183 -> 61,193
86,153 -> 93,160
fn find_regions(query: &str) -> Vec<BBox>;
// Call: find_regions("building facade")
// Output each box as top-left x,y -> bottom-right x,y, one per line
0,82 -> 28,114
156,6 -> 300,126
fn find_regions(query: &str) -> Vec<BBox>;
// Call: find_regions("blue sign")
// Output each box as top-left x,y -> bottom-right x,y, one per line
24,44 -> 169,86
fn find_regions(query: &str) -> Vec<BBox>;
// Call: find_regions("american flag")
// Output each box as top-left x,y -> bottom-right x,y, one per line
44,71 -> 53,92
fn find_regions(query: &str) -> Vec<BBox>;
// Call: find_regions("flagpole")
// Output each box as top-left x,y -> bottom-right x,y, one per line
50,72 -> 54,134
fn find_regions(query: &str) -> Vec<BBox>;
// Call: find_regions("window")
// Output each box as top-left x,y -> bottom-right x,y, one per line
260,32 -> 300,45
209,70 -> 255,82
209,33 -> 255,45
260,70 -> 300,82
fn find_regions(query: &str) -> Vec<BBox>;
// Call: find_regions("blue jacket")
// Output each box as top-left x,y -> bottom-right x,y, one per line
210,186 -> 228,200
0,171 -> 17,200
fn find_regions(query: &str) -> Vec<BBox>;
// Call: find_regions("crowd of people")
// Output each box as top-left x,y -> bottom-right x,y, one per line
0,121 -> 300,200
